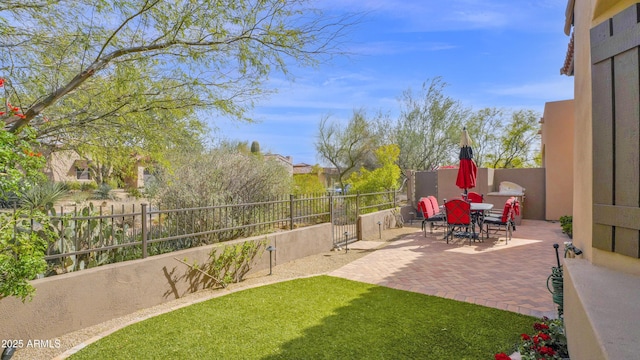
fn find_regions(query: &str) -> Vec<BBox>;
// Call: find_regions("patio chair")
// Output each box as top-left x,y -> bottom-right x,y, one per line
484,197 -> 518,244
420,196 -> 445,235
444,198 -> 473,244
466,191 -> 484,203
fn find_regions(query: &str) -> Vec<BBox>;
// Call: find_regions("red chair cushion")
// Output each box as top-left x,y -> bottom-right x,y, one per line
445,198 -> 471,225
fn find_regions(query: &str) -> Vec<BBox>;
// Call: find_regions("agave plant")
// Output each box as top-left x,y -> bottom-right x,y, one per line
19,182 -> 69,211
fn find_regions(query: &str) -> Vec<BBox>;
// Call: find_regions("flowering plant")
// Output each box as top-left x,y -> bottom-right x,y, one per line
495,317 -> 569,360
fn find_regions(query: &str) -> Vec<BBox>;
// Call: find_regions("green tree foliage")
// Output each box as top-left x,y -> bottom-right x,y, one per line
0,128 -> 53,301
347,144 -> 401,193
484,109 -> 541,168
0,127 -> 46,203
0,209 -> 54,302
1,0 -> 356,135
293,165 -> 326,195
316,109 -> 378,191
464,107 -> 503,168
391,78 -> 469,173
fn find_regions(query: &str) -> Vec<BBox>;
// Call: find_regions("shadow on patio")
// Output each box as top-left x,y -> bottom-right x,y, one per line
330,220 -> 567,318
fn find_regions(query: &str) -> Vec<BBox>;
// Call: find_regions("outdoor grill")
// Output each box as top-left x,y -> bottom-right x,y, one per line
486,181 -> 525,225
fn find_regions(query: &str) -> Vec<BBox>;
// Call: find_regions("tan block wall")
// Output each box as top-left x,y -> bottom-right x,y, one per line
436,167 -> 545,220
541,99 -> 575,220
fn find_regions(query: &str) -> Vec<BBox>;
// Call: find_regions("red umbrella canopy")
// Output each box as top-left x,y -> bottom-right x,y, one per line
456,128 -> 477,191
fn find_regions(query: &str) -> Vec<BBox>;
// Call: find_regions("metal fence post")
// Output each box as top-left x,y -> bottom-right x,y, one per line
141,203 -> 148,259
356,191 -> 360,216
329,193 -> 333,224
289,194 -> 294,230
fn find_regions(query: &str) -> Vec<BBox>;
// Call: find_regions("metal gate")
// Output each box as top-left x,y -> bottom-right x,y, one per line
331,194 -> 358,247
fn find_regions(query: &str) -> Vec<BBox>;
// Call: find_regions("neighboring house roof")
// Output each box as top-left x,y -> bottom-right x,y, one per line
293,163 -> 313,175
561,0 -> 575,76
561,31 -> 575,76
265,153 -> 293,165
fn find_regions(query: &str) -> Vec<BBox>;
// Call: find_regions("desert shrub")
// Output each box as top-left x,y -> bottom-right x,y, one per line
152,148 -> 292,208
559,215 -> 572,238
80,181 -> 98,191
126,187 -> 143,199
147,148 -> 293,244
106,178 -> 121,189
92,183 -> 114,200
65,181 -> 83,190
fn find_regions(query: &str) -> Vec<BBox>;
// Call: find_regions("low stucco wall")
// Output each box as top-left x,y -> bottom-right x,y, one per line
358,208 -> 398,240
0,223 -> 332,342
564,258 -> 640,359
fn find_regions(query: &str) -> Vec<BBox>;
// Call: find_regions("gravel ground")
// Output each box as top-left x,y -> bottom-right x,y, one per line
12,225 -> 420,360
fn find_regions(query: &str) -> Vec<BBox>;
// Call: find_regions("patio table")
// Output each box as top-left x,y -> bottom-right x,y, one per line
470,202 -> 493,240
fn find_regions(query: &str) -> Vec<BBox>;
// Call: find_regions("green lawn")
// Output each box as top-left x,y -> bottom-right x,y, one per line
71,276 -> 533,359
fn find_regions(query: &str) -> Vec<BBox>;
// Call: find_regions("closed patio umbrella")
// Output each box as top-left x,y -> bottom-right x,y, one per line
455,127 -> 477,197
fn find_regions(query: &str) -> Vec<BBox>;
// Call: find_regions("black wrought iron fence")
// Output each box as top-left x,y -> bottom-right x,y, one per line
11,190 -> 396,276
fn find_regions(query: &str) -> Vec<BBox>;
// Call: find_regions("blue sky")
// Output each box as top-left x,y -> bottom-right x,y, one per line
209,0 -> 574,165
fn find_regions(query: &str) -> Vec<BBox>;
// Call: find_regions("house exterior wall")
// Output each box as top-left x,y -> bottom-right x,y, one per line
571,0 -> 640,275
45,150 -> 92,183
564,1 -> 640,358
541,99 -> 575,220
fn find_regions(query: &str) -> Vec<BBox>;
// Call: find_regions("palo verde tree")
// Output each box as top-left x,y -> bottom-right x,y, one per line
0,0 -> 356,301
464,107 -> 504,168
390,77 -> 469,175
292,164 -> 326,195
315,109 -> 378,192
346,144 -> 401,193
1,0 -> 358,148
483,109 -> 541,168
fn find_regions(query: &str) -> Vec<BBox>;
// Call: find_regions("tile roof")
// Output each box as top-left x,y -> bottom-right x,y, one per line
560,31 -> 574,76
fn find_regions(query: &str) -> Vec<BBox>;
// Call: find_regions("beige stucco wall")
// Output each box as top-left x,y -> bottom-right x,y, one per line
436,167 -> 545,220
0,223 -> 333,342
45,150 -> 91,183
0,208 -> 400,342
541,99 -> 574,220
436,167 -> 494,204
358,208 -> 398,240
564,1 -> 640,358
570,0 -> 640,274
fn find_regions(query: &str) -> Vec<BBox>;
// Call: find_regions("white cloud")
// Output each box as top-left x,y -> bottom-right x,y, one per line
488,78 -> 574,100
318,0 -> 565,32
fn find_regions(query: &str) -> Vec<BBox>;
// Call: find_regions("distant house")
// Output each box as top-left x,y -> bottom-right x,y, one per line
44,150 -> 94,184
45,149 -> 147,188
264,153 -> 293,176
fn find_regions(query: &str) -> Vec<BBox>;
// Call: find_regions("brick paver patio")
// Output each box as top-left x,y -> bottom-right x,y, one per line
330,219 -> 566,318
